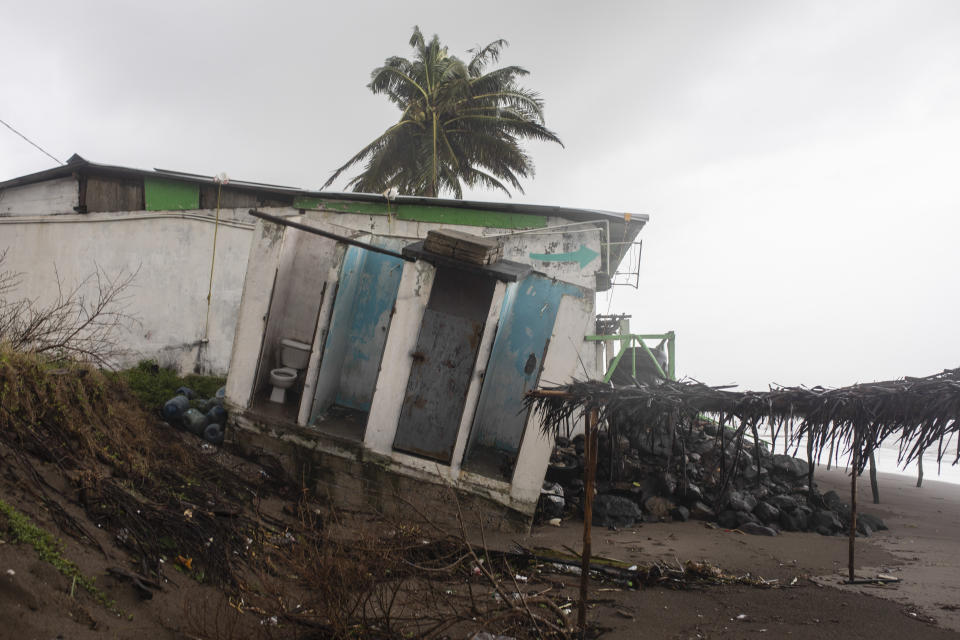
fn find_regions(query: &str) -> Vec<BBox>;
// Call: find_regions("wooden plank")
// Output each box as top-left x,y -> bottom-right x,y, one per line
199,185 -> 259,209
424,229 -> 503,265
85,175 -> 144,212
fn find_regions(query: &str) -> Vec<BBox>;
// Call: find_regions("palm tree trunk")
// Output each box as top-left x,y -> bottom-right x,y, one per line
432,113 -> 438,197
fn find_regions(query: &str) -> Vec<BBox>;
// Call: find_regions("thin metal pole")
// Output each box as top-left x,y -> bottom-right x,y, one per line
248,209 -> 414,262
579,407 -> 599,631
667,332 -> 676,380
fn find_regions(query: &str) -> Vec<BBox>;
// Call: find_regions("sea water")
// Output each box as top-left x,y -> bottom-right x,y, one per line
757,426 -> 960,486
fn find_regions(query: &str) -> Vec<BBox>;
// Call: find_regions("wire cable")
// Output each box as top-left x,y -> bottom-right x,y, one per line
0,117 -> 64,165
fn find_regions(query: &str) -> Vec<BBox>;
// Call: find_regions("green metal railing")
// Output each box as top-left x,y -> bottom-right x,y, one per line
585,331 -> 676,382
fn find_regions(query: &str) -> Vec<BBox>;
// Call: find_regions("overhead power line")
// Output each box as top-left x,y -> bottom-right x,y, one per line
0,117 -> 64,165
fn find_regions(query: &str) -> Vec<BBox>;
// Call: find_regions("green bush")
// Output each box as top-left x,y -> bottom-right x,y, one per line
111,360 -> 226,410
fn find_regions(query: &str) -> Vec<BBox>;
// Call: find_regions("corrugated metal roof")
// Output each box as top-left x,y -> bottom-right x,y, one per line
0,154 -> 649,226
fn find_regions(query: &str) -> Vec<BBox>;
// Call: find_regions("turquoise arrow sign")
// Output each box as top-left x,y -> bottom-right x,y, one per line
529,244 -> 599,269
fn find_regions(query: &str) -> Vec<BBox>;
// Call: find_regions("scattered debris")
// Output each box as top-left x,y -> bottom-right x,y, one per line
162,385 -> 228,444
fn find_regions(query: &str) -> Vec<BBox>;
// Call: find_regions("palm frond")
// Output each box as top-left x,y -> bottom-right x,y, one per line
326,27 -> 562,198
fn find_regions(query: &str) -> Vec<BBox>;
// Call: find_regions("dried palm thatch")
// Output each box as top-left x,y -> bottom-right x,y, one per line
528,367 -> 960,475
526,366 -> 960,590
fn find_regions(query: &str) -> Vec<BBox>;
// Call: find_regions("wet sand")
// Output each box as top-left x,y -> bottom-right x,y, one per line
502,465 -> 960,637
815,467 -> 960,631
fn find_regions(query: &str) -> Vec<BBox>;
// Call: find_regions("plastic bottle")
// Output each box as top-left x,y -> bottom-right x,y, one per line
182,408 -> 208,435
206,405 -> 227,425
203,423 -> 224,445
162,396 -> 191,424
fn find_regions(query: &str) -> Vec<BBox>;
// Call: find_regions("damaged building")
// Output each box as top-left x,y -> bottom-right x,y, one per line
0,154 -> 649,530
224,197 -> 648,530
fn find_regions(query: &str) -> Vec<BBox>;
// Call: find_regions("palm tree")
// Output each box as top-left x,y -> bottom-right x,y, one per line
323,27 -> 563,198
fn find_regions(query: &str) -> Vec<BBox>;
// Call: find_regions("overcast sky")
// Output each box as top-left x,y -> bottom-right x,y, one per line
2,0 -> 958,390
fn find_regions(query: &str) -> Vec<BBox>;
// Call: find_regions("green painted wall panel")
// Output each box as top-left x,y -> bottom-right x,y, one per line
294,196 -> 547,229
396,206 -> 547,229
145,178 -> 200,211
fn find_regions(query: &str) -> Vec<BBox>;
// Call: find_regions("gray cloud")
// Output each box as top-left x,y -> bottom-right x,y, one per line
2,0 -> 958,389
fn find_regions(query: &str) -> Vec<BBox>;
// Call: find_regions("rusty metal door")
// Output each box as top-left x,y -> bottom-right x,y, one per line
393,268 -> 495,463
463,275 -> 584,476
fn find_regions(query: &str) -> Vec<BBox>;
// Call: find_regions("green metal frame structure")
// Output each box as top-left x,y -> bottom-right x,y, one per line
586,331 -> 676,382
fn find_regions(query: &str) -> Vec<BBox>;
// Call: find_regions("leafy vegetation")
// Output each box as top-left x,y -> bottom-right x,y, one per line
0,498 -> 118,612
324,26 -> 562,198
111,359 -> 225,410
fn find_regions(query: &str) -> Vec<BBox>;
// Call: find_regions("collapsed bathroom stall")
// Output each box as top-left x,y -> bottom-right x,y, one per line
246,226 -> 341,421
224,201 -> 646,531
309,242 -> 406,439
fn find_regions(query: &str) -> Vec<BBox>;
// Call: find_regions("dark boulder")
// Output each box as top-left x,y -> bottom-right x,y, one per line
779,509 -> 808,532
678,482 -> 704,504
692,438 -> 716,456
771,454 -> 810,479
689,501 -> 716,521
644,496 -> 675,520
811,510 -> 843,535
671,505 -> 690,522
753,501 -> 781,525
858,513 -> 887,532
717,510 -> 739,529
767,494 -> 799,513
659,471 -> 678,496
727,491 -> 758,513
593,494 -> 643,528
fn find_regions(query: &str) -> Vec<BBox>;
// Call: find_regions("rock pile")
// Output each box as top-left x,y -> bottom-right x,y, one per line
538,420 -> 887,537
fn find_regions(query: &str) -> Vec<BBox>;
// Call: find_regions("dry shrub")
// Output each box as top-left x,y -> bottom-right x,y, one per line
0,348 -> 572,639
0,248 -> 139,368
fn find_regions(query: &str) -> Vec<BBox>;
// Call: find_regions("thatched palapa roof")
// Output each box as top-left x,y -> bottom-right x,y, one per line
528,367 -> 960,474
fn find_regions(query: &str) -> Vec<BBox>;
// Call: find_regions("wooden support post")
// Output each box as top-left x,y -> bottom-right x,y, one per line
917,455 -> 924,488
578,407 -> 599,631
750,420 -> 762,490
869,450 -> 880,504
848,438 -> 859,583
807,434 -> 816,504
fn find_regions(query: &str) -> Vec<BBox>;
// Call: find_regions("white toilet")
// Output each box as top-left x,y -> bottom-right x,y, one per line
269,338 -> 312,404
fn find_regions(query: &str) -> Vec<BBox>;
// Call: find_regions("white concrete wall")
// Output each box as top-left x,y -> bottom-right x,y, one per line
0,178 -> 79,216
1,182 -> 609,390
303,210 -> 608,288
0,207 -> 259,374
225,220 -> 286,408
500,227 -> 605,289
364,260 -> 437,454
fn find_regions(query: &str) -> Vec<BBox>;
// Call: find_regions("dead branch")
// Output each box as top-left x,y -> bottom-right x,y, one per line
0,251 -> 140,368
